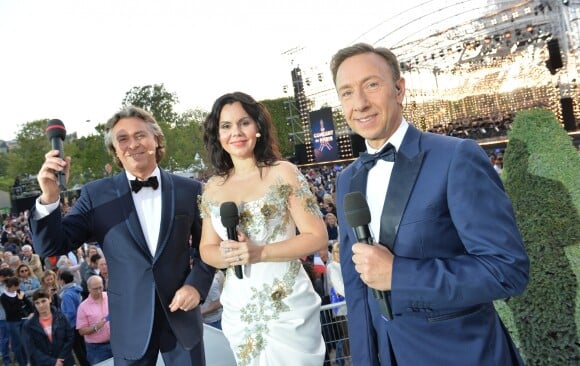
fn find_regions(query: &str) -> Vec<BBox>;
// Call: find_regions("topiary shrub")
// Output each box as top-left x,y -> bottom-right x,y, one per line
501,109 -> 579,365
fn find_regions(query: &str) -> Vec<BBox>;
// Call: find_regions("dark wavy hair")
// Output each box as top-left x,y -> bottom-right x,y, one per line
203,92 -> 282,178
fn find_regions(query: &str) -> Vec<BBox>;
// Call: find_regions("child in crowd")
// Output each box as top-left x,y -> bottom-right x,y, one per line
22,288 -> 75,366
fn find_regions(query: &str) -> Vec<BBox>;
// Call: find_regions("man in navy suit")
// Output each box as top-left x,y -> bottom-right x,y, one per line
331,43 -> 529,365
29,106 -> 214,365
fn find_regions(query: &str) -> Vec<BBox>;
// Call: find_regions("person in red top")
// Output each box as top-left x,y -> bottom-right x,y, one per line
22,288 -> 75,366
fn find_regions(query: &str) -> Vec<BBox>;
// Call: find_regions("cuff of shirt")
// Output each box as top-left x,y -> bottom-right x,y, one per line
34,197 -> 60,219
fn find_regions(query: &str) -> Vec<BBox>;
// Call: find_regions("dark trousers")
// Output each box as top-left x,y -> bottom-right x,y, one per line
7,320 -> 26,366
114,298 -> 205,366
73,329 -> 90,366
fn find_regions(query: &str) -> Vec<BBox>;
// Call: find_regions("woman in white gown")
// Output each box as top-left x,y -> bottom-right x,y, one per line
199,92 -> 327,365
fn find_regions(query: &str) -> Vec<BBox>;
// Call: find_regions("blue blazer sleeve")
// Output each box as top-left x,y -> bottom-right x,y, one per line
391,138 -> 529,312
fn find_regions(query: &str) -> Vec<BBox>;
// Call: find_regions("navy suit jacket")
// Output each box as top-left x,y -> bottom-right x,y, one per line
29,169 -> 214,360
336,125 -> 529,365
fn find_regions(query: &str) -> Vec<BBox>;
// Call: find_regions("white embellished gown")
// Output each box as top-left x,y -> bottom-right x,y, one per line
200,174 -> 325,366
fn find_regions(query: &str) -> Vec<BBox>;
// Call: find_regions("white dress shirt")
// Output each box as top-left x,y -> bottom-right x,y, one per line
365,119 -> 409,244
126,168 -> 162,256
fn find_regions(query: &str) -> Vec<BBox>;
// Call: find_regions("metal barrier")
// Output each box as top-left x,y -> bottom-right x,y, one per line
320,301 -> 351,366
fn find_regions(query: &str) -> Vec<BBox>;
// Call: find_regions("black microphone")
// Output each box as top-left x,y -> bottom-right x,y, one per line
343,191 -> 393,320
220,202 -> 243,279
45,119 -> 67,191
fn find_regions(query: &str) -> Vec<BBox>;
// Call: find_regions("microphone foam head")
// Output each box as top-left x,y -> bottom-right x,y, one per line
46,119 -> 67,140
220,201 -> 239,227
343,191 -> 371,227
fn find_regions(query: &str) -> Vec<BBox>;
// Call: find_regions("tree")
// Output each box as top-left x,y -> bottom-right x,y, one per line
261,97 -> 294,158
163,109 -> 207,172
122,84 -> 179,124
67,133 -> 113,187
6,120 -> 51,180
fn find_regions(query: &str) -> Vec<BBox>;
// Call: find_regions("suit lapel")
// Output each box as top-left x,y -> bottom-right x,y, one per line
379,126 -> 424,251
115,173 -> 151,258
153,170 -> 174,263
349,159 -> 368,196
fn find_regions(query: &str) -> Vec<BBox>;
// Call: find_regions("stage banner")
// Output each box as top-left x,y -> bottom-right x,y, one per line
310,107 -> 339,162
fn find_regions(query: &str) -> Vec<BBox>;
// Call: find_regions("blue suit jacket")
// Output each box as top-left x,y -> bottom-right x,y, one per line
29,169 -> 214,360
336,125 -> 529,365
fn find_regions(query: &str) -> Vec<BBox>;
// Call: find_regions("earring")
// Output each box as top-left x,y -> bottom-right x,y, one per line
256,133 -> 262,138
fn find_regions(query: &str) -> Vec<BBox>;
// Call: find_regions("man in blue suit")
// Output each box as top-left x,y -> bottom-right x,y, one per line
29,106 -> 214,365
331,43 -> 529,365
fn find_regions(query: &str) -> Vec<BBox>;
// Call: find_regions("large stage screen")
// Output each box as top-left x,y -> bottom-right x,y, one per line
310,107 -> 339,163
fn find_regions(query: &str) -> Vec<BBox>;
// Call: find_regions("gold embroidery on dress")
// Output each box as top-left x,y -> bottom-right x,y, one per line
235,260 -> 300,365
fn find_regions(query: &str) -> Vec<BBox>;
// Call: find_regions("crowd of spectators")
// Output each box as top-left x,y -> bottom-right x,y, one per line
0,210 -> 110,365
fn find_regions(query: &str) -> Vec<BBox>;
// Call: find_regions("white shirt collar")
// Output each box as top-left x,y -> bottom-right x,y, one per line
365,118 -> 409,154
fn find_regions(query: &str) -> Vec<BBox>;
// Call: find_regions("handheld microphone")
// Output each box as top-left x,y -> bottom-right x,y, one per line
220,202 -> 243,279
343,191 -> 393,319
344,192 -> 373,245
45,119 -> 67,191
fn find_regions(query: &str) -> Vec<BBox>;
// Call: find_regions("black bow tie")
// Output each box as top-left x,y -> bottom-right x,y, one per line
359,143 -> 397,170
130,176 -> 159,193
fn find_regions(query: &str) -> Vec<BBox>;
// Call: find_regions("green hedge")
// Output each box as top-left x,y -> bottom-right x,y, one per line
499,109 -> 579,365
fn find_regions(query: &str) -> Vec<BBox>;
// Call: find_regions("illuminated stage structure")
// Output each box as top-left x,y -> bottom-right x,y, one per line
285,0 -> 579,164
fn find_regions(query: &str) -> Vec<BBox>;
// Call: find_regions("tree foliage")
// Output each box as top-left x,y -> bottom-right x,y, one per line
7,120 -> 51,180
122,84 -> 179,124
261,97 -> 294,158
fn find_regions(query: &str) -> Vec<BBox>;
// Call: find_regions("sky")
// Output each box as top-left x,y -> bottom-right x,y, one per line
0,0 -> 427,141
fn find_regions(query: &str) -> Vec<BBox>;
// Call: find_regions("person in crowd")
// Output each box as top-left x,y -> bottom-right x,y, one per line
97,256 -> 108,291
57,254 -> 83,285
325,213 -> 339,245
331,43 -> 529,365
22,288 -> 75,366
16,263 -> 41,299
79,244 -> 99,285
326,242 -> 349,365
8,256 -> 21,273
0,268 -> 13,366
3,237 -> 20,256
0,253 -> 11,271
76,276 -> 112,364
40,269 -> 61,309
0,276 -> 33,366
59,270 -> 89,366
80,253 -> 101,299
29,105 -> 214,365
199,91 -> 327,365
199,269 -> 224,330
20,244 -> 43,280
